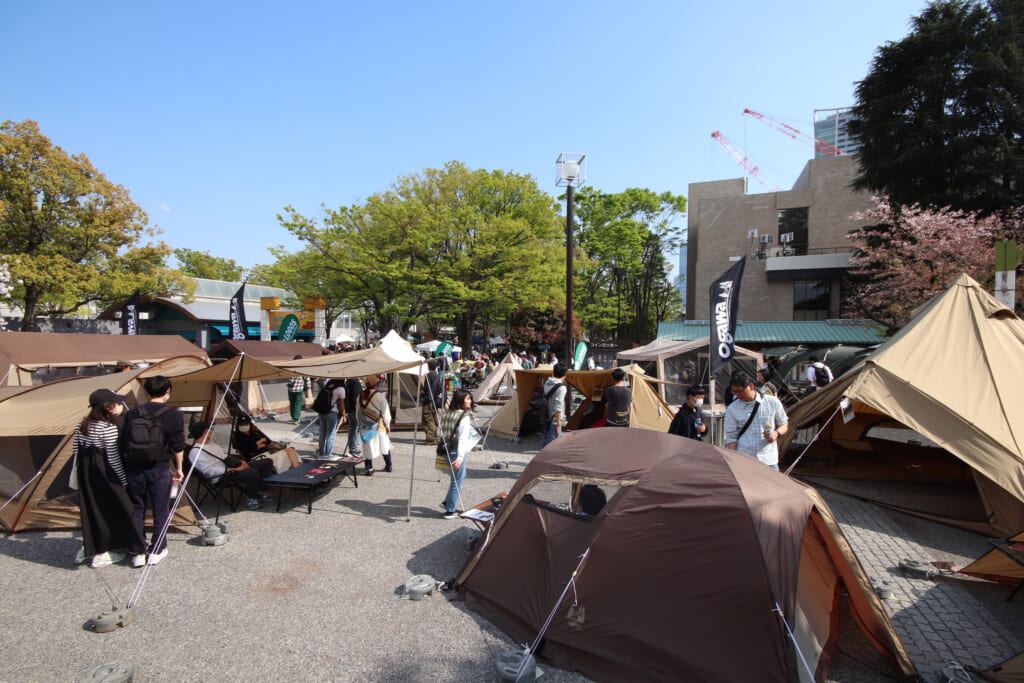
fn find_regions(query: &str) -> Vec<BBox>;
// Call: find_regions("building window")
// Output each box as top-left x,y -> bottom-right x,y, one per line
778,207 -> 809,255
794,280 -> 830,320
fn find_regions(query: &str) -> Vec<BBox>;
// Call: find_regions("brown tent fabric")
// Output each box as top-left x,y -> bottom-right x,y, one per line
0,331 -> 208,386
980,649 -> 1024,682
456,429 -> 914,682
0,359 -> 209,534
961,530 -> 1024,584
780,274 -> 1024,536
209,339 -> 325,360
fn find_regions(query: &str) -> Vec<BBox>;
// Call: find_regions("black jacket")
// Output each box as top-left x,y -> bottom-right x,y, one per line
668,403 -> 703,441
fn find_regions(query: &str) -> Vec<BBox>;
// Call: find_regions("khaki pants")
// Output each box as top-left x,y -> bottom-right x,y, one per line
422,403 -> 439,442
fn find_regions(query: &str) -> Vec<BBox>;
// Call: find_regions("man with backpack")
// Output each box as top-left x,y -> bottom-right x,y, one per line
121,375 -> 185,567
805,356 -> 834,393
540,363 -> 569,448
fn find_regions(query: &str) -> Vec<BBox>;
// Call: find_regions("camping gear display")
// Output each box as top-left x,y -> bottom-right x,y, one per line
780,274 -> 1024,536
457,428 -> 915,683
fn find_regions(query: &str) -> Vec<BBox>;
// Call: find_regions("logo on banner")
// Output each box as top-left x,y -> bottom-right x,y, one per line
713,281 -> 735,360
279,314 -> 300,342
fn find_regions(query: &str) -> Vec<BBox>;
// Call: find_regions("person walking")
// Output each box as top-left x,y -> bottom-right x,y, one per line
540,363 -> 568,448
286,356 -> 312,423
438,389 -> 479,519
343,376 -> 362,457
421,359 -> 444,445
121,375 -> 185,567
357,376 -> 391,474
316,379 -> 346,459
71,388 -> 147,568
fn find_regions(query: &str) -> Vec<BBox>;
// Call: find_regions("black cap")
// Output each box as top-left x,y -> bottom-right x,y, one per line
89,388 -> 126,407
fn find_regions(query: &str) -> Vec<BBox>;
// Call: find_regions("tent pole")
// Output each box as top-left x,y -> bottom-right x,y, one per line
407,360 -> 426,521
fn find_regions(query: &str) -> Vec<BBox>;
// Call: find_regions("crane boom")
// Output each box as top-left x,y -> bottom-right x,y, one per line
742,108 -> 842,158
710,131 -> 782,192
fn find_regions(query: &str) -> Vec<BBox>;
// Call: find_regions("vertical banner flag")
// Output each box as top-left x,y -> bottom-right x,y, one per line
229,283 -> 248,340
573,341 -> 588,371
121,290 -> 140,335
709,257 -> 746,377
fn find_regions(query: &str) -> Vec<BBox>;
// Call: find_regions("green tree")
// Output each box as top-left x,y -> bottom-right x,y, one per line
276,161 -> 562,352
0,120 -> 190,331
850,0 -> 1024,214
248,246 -> 353,335
572,187 -> 686,342
173,247 -> 245,281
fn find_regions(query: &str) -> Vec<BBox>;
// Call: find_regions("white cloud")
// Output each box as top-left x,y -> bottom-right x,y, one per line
159,204 -> 171,213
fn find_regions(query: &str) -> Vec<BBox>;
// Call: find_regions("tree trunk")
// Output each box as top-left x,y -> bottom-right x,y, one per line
21,286 -> 40,332
455,312 -> 476,360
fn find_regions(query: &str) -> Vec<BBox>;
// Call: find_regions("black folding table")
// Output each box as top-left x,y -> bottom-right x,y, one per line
264,458 -> 359,514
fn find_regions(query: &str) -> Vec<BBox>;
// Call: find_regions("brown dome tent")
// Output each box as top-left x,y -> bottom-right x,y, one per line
456,429 -> 915,682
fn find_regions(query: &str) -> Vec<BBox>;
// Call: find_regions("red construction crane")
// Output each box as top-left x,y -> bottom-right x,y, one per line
710,131 -> 782,192
742,108 -> 842,158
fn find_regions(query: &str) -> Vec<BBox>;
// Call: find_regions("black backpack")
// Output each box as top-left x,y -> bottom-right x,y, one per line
813,362 -> 832,387
312,384 -> 335,414
522,386 -> 558,435
124,404 -> 172,465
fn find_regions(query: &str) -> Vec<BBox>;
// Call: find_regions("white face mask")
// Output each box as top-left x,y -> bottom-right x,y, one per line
695,398 -> 704,409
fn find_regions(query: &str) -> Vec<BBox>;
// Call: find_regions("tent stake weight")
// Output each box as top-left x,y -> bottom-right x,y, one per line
87,604 -> 135,633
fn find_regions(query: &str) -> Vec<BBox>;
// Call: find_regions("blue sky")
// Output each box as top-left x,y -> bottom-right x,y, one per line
3,1 -> 926,278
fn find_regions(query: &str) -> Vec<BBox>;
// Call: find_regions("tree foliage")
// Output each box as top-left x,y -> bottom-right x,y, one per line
571,187 -> 686,342
843,196 -> 1022,330
0,120 -> 191,330
275,161 -> 562,352
850,0 -> 1024,214
506,300 -> 581,352
173,247 -> 245,281
248,246 -> 353,335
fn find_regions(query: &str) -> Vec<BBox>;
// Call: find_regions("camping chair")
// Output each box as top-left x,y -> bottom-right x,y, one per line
185,444 -> 245,523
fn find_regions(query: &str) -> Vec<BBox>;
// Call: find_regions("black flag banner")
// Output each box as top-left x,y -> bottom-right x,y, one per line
709,257 -> 746,377
121,291 -> 140,335
229,283 -> 248,340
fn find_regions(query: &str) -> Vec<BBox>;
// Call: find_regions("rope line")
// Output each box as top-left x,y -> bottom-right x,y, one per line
784,404 -> 842,475
773,602 -> 816,681
0,470 -> 42,514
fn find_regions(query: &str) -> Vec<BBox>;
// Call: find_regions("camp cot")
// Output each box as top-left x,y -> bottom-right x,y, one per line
456,428 -> 916,682
779,274 -> 1024,537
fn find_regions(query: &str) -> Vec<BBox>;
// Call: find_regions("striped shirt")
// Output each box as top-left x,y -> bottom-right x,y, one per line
72,420 -> 126,485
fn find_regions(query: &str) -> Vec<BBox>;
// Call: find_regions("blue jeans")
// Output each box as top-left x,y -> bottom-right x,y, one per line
125,465 -> 171,554
345,416 -> 361,456
443,458 -> 467,513
318,411 -> 338,457
540,421 -> 559,449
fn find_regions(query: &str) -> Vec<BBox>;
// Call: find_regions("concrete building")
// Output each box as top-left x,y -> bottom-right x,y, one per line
686,154 -> 872,322
814,107 -> 861,157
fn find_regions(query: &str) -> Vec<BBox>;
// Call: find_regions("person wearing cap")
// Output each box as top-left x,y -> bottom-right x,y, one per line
71,389 -> 147,568
356,375 -> 391,474
121,375 -> 185,567
188,422 -> 275,510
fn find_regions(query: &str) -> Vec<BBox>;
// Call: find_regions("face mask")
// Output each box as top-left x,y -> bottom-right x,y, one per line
695,398 -> 704,409
239,426 -> 249,433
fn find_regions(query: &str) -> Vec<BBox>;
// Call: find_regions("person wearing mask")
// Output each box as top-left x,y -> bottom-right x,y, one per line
668,386 -> 708,441
540,363 -> 569,448
357,376 -> 391,475
71,389 -> 147,568
121,375 -> 185,567
438,389 -> 479,519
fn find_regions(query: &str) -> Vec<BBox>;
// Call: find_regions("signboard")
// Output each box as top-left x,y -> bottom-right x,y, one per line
573,341 -> 588,371
279,314 -> 300,342
269,310 -> 316,332
436,341 -> 454,357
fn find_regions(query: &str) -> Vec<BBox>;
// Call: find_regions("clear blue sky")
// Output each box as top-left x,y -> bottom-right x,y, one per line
3,1 -> 926,278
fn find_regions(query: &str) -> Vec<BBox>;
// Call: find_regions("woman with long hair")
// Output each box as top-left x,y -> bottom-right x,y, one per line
438,388 -> 478,519
72,389 -> 147,567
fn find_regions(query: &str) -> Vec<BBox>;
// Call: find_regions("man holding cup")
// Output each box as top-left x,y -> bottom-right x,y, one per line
724,372 -> 789,471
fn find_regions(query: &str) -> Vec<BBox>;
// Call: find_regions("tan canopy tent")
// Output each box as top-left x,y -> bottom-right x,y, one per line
377,330 -> 428,427
456,428 -> 915,682
207,339 -> 325,415
616,336 -> 763,405
0,359 -> 210,534
472,352 -> 522,405
780,274 -> 1024,536
961,530 -> 1024,585
0,331 -> 209,387
486,365 -> 673,439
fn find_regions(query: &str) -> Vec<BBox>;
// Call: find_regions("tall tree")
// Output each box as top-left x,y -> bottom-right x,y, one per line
572,187 -> 686,342
248,246 -> 353,335
173,247 -> 245,281
843,197 -> 1022,331
850,0 -> 1024,214
0,120 -> 190,330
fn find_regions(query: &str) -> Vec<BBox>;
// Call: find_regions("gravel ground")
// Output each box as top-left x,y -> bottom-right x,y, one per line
0,406 -> 1019,682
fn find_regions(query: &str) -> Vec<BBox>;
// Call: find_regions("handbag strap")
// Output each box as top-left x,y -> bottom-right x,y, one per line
735,399 -> 761,441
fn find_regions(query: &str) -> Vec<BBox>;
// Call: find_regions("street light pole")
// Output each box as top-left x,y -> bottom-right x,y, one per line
565,181 -> 575,368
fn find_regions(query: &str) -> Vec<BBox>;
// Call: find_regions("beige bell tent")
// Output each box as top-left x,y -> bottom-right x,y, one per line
472,352 -> 522,405
0,359 -> 210,534
780,274 -> 1024,536
616,336 -> 762,405
377,330 -> 427,427
0,330 -> 209,387
456,428 -> 915,682
486,366 -> 673,439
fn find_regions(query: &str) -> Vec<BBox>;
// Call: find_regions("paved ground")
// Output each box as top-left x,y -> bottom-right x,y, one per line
0,405 -> 1020,682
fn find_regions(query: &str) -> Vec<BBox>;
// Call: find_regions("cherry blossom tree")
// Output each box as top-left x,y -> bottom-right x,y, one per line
844,197 -> 1022,332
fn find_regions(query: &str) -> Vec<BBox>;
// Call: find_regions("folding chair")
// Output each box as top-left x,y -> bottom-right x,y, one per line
185,445 -> 245,523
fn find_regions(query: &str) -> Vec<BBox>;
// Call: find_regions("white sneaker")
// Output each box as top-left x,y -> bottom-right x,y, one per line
148,548 -> 168,565
74,545 -> 86,564
91,551 -> 126,567
131,554 -> 146,568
